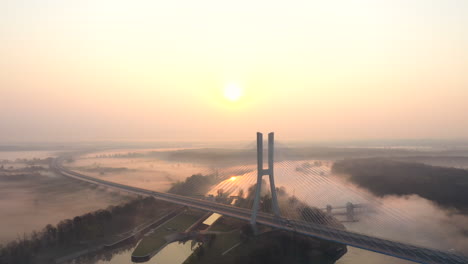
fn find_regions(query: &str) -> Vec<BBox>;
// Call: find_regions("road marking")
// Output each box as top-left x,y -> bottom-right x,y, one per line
222,242 -> 241,256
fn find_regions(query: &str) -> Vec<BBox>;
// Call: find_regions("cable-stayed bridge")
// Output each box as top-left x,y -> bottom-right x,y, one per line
51,133 -> 468,264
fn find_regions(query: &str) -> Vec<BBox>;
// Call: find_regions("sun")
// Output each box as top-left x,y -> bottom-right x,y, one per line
224,83 -> 243,102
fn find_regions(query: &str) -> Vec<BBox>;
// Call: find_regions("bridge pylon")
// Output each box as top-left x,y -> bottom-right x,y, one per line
250,132 -> 280,227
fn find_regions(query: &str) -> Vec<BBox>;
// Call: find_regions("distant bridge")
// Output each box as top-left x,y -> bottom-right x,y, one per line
321,203 -> 367,222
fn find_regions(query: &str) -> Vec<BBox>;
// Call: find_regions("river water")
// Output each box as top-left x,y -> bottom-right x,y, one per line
90,242 -> 196,264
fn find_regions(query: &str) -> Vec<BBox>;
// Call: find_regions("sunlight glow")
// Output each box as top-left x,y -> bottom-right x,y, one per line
224,84 -> 243,102
230,176 -> 237,181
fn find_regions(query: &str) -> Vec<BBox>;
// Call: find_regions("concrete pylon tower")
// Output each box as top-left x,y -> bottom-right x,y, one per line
250,132 -> 280,226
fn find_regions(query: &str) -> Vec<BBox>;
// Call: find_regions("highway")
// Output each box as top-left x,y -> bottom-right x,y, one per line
51,157 -> 468,264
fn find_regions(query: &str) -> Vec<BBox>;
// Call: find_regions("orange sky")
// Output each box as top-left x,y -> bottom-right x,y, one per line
0,0 -> 467,142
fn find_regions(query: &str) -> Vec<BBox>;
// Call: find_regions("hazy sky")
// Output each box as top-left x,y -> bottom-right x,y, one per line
1,0 -> 467,142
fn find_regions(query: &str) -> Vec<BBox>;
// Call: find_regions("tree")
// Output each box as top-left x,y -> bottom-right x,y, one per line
72,216 -> 83,241
237,188 -> 244,198
42,224 -> 57,247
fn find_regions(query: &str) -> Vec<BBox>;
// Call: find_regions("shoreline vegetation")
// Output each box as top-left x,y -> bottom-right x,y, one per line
131,209 -> 207,262
332,158 -> 468,212
87,146 -> 468,168
0,196 -> 175,264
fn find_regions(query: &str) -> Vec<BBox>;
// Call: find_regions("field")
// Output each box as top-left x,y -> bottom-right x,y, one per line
132,209 -> 205,257
0,166 -> 134,243
66,153 -> 216,192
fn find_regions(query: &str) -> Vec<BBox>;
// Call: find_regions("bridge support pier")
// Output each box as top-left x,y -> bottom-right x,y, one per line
250,132 -> 280,229
346,202 -> 355,222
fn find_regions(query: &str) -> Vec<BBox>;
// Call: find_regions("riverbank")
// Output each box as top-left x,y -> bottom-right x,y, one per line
0,196 -> 178,264
0,164 -> 134,244
131,208 -> 207,262
55,206 -> 185,264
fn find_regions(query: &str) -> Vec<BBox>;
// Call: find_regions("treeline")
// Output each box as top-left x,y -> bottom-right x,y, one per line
158,149 -> 257,166
0,157 -> 52,165
0,196 -> 172,264
0,165 -> 47,172
151,147 -> 424,167
168,173 -> 218,196
94,152 -> 144,159
80,166 -> 130,175
0,157 -> 52,171
332,158 -> 468,212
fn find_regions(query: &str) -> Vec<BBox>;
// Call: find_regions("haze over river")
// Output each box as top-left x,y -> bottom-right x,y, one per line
3,147 -> 466,264
66,149 -> 432,264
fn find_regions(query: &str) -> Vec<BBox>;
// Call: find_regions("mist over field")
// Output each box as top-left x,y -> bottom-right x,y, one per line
0,156 -> 135,243
0,140 -> 467,264
65,146 -> 468,256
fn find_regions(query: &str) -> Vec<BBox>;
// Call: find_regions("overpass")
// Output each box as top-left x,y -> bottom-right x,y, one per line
51,156 -> 468,264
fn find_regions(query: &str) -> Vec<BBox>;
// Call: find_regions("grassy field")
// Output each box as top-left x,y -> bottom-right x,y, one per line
183,218 -> 243,264
132,209 -> 205,257
207,219 -> 241,252
184,216 -> 343,264
0,170 -> 133,243
186,228 -> 337,264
